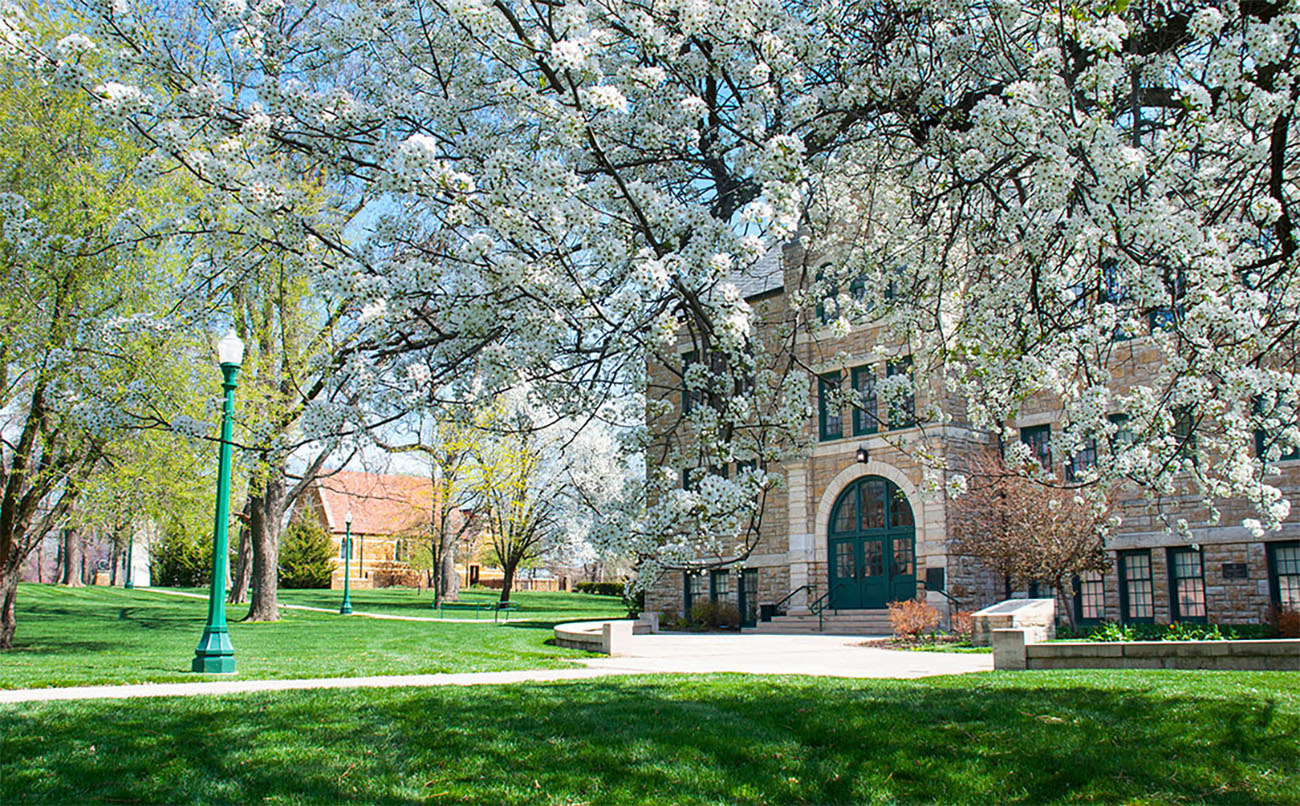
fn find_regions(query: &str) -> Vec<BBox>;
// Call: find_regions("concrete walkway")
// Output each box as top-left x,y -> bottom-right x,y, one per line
578,633 -> 992,678
0,633 -> 990,704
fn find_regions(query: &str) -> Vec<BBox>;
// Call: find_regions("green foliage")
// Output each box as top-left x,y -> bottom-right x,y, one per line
3,672 -> 1299,803
688,600 -> 740,630
149,524 -> 211,588
278,521 -> 334,589
1081,622 -> 1275,642
575,581 -> 624,596
2,585 -> 613,690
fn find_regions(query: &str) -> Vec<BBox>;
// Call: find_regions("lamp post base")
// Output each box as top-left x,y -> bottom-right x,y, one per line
192,629 -> 236,674
340,598 -> 353,615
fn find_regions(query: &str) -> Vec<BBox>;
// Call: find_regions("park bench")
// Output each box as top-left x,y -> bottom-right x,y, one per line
437,600 -> 521,623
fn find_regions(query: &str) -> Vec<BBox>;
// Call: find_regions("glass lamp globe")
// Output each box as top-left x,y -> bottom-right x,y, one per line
217,330 -> 245,366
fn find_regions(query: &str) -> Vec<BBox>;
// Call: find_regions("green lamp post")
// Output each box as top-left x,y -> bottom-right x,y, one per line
340,508 -> 354,615
192,329 -> 244,674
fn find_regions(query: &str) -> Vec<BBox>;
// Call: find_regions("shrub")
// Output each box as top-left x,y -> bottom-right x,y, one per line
279,521 -> 334,589
951,610 -> 973,640
888,597 -> 941,641
575,581 -> 625,597
1090,622 -> 1136,642
1270,607 -> 1300,638
150,524 -> 212,588
622,588 -> 645,618
689,600 -> 741,630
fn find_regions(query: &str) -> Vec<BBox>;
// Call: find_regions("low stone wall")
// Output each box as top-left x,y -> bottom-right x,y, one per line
993,628 -> 1300,671
553,619 -> 644,655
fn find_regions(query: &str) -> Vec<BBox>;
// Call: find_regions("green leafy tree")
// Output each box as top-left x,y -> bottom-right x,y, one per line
150,523 -> 212,589
278,521 -> 333,589
0,8 -> 188,648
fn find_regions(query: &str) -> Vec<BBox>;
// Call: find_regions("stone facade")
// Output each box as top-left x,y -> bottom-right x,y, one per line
646,241 -> 1300,629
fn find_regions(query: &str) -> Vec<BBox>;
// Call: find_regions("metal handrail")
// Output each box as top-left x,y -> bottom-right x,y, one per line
770,584 -> 814,616
810,581 -> 855,631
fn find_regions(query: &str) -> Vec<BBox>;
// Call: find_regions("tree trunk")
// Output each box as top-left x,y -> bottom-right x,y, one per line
440,543 -> 460,603
60,529 -> 83,587
245,475 -> 285,621
227,505 -> 252,605
109,536 -> 121,587
53,540 -> 63,587
0,563 -> 17,649
499,561 -> 517,604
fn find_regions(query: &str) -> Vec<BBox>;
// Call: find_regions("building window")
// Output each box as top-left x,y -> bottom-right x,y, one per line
1254,396 -> 1299,462
815,267 -> 838,325
1148,267 -> 1185,333
1099,258 -> 1134,341
851,366 -> 878,436
684,571 -> 706,613
681,350 -> 700,415
1168,406 -> 1198,462
886,357 -> 915,429
819,372 -> 844,441
1119,549 -> 1155,622
710,569 -> 733,603
1168,548 -> 1206,622
1267,541 -> 1300,612
1073,572 -> 1105,624
1020,424 -> 1052,470
1109,413 -> 1134,447
1067,438 -> 1097,482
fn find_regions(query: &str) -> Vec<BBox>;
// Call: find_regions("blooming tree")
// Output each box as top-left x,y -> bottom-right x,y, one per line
24,0 -> 1300,597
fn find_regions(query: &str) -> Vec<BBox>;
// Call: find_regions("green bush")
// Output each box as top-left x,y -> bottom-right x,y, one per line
150,524 -> 212,588
688,600 -> 741,630
1085,621 -> 1275,642
279,521 -> 335,589
575,581 -> 625,597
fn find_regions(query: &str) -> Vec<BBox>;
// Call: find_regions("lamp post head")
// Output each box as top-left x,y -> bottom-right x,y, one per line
217,330 -> 245,367
345,508 -> 353,528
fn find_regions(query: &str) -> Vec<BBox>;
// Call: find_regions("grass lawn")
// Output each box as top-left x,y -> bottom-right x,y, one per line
274,585 -> 627,624
0,585 -> 618,690
2,671 -> 1297,803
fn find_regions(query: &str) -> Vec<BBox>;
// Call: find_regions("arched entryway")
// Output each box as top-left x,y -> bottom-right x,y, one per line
828,476 -> 916,609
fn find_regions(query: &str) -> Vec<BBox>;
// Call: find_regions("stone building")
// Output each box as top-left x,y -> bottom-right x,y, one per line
645,242 -> 1300,630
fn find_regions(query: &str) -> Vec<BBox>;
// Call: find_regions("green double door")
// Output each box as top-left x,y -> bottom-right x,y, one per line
828,476 -> 916,609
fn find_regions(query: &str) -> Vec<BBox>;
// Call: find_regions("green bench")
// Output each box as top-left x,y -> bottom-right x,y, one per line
436,600 -> 521,622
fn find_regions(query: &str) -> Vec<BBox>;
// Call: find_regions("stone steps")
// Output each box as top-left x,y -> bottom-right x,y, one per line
746,609 -> 894,636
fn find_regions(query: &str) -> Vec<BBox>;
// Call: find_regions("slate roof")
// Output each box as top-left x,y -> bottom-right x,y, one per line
729,244 -> 786,300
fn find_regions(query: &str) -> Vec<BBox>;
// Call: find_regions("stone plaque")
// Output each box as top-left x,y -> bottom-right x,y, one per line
1221,562 -> 1249,579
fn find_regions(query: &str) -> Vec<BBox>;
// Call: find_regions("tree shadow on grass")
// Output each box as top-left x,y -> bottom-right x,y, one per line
3,674 -> 1297,804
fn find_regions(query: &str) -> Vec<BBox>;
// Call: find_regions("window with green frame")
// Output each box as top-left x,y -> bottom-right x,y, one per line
885,357 -> 915,429
1020,424 -> 1052,470
1099,258 -> 1134,341
818,371 -> 844,441
1072,572 -> 1105,624
681,350 -> 700,414
1148,267 -> 1186,333
1173,406 -> 1198,461
710,569 -> 733,604
815,267 -> 838,325
683,571 -> 706,614
1119,549 -> 1155,622
1108,413 -> 1134,447
851,365 -> 878,436
1168,547 -> 1206,622
1254,396 -> 1300,462
1266,541 -> 1300,612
